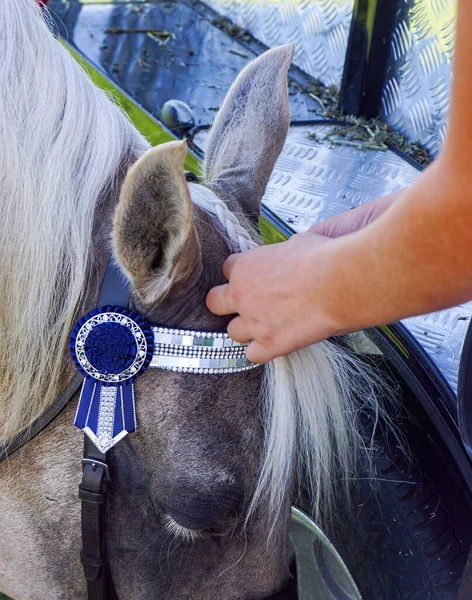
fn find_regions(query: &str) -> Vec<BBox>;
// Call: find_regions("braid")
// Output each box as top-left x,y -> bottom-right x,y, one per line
189,184 -> 259,252
209,198 -> 257,252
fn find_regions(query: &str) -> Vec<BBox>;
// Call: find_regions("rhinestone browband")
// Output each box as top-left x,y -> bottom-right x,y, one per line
70,307 -> 260,453
150,327 -> 259,374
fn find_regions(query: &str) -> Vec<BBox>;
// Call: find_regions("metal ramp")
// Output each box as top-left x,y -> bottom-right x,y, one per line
48,0 -> 469,395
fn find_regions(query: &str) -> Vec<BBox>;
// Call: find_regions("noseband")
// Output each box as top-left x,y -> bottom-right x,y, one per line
0,254 -> 297,600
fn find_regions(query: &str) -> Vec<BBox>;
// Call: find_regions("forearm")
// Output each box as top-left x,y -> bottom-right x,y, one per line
206,0 -> 472,361
304,0 -> 472,338
318,158 -> 472,333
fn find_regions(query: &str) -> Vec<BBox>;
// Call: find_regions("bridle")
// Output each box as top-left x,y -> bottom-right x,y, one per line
0,249 -> 298,599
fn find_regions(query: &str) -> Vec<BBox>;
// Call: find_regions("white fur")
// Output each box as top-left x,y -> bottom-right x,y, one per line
0,0 -> 148,440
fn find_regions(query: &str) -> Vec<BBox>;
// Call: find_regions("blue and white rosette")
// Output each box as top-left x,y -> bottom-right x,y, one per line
70,306 -> 154,453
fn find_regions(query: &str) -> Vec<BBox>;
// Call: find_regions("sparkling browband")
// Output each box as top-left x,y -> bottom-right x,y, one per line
70,307 -> 260,453
150,327 -> 258,374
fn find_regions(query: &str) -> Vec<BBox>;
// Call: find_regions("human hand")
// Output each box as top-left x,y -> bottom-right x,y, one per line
206,232 -> 346,363
206,193 -> 401,362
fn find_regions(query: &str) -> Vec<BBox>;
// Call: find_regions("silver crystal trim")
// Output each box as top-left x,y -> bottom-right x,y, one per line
96,385 -> 117,449
150,326 -> 260,374
82,385 -> 129,453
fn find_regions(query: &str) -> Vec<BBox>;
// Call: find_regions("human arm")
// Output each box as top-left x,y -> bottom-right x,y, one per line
206,0 -> 472,363
207,156 -> 472,363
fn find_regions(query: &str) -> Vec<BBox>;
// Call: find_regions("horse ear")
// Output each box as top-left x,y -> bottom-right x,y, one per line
113,140 -> 202,306
203,44 -> 293,222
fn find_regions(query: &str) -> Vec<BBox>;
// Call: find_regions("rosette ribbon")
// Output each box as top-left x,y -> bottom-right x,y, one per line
70,306 -> 154,453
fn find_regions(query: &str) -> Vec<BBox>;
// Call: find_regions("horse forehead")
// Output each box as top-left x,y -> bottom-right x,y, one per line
133,369 -> 264,461
135,367 -> 262,413
134,367 -> 263,432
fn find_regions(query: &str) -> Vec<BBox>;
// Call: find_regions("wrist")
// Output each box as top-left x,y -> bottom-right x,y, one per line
297,231 -> 356,339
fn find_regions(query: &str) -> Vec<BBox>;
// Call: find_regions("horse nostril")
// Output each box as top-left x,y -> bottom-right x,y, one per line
162,486 -> 244,531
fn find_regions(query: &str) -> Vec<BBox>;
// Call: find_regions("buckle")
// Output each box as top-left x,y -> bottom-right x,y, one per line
81,457 -> 110,482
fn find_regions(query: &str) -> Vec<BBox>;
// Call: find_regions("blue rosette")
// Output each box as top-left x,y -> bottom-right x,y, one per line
69,306 -> 154,453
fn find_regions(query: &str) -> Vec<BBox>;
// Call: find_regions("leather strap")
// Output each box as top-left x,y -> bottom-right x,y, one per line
78,260 -> 129,600
80,436 -> 117,600
97,260 -> 131,308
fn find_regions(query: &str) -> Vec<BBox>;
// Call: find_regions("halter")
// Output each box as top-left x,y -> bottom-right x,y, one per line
0,258 -> 297,600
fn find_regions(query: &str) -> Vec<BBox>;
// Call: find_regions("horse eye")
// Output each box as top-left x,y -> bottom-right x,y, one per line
185,172 -> 200,183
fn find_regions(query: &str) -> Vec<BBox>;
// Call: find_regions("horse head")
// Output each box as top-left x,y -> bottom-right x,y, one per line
0,3 -> 379,598
107,44 -> 295,598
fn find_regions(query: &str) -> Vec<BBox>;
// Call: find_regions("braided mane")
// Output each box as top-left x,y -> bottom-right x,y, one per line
190,184 -> 258,252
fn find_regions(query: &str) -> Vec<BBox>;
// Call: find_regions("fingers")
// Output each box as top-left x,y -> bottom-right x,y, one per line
309,194 -> 399,239
207,254 -> 241,315
309,212 -> 357,238
222,253 -> 238,281
226,316 -> 252,343
245,341 -> 273,364
227,318 -> 279,363
206,283 -> 234,316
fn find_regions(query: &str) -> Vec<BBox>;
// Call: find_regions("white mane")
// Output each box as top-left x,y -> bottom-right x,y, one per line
0,0 -> 148,440
190,185 -> 387,524
1,0 -> 387,528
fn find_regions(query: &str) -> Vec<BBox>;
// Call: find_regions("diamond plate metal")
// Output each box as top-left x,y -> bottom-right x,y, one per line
381,0 -> 456,157
49,0 -> 469,392
263,127 -> 420,231
202,0 -> 353,87
404,304 -> 471,391
202,0 -> 456,156
195,125 -> 419,231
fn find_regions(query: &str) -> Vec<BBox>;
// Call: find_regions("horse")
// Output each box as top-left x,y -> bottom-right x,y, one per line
0,1 -> 382,598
